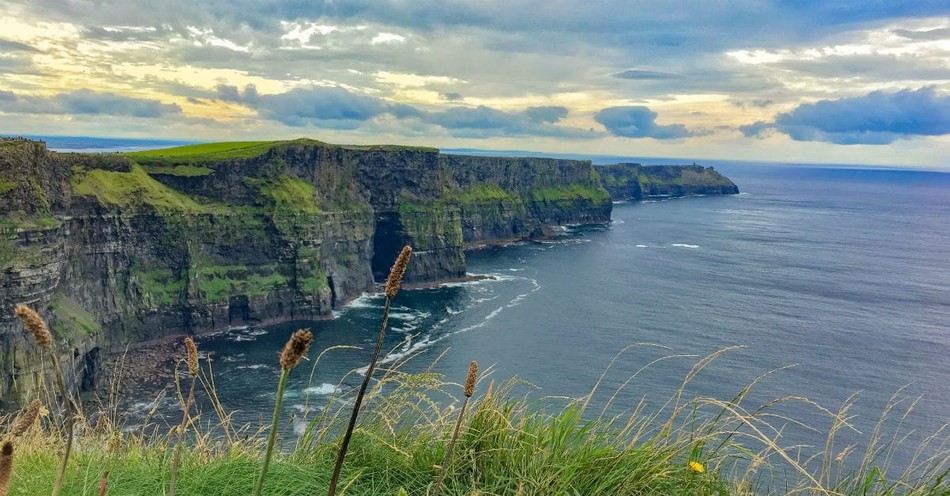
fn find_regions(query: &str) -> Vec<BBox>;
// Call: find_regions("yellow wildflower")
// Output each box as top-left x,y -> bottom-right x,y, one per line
688,460 -> 705,473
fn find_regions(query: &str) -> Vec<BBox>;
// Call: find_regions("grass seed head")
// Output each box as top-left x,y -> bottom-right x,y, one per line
385,246 -> 412,299
464,361 -> 478,398
0,441 -> 12,494
14,304 -> 52,349
184,337 -> 199,377
9,399 -> 41,437
279,329 -> 313,371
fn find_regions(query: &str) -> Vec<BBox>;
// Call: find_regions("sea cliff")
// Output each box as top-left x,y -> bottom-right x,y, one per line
597,162 -> 739,201
0,138 -> 617,407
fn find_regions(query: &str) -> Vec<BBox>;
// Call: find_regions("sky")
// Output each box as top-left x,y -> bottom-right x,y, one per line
1,1 -> 948,167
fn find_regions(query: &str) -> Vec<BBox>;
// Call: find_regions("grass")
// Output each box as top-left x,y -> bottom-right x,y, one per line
254,175 -> 322,215
71,165 -> 208,213
126,142 -> 275,161
50,295 -> 101,337
0,178 -> 15,195
531,181 -> 611,204
1,349 -> 948,495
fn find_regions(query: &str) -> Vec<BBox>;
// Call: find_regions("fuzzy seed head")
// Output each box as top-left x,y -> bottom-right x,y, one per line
464,361 -> 478,398
385,246 -> 412,299
0,441 -> 12,493
279,329 -> 313,371
184,337 -> 199,377
14,304 -> 52,349
9,399 -> 40,437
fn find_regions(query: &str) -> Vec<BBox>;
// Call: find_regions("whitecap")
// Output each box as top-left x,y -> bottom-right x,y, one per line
484,306 -> 505,320
671,243 -> 700,249
303,383 -> 339,395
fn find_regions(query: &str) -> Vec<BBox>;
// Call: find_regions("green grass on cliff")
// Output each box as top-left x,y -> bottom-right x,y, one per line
71,164 -> 208,213
254,174 -> 322,214
0,178 -> 15,195
126,141 -> 275,161
532,182 -> 611,204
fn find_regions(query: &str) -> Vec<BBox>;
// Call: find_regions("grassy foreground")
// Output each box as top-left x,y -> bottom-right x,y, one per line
2,345 -> 948,495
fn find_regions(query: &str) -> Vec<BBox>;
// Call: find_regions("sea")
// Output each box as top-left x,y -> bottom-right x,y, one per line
38,137 -> 950,479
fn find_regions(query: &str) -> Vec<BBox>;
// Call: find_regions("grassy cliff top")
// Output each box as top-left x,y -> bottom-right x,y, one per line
124,138 -> 439,166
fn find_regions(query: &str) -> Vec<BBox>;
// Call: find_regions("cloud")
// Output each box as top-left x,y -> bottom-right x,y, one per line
215,84 -> 259,103
0,39 -> 40,52
522,106 -> 568,123
440,92 -> 464,101
252,87 -> 388,128
222,85 -> 591,138
423,105 -> 593,138
893,27 -> 950,40
594,106 -> 694,139
0,89 -> 181,117
612,69 -> 682,80
741,87 -> 950,145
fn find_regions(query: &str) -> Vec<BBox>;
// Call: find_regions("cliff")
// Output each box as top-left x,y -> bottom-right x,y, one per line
0,138 -> 611,408
597,163 -> 739,201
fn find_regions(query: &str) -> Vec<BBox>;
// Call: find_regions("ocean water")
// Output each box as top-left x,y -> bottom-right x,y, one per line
107,159 -> 949,477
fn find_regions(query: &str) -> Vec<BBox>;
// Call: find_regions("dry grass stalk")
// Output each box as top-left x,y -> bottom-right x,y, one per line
385,246 -> 412,299
14,304 -> 52,349
8,400 -> 41,438
432,361 -> 479,496
169,338 -> 203,496
255,329 -> 314,496
184,337 -> 199,377
14,304 -> 73,496
0,441 -> 12,496
463,361 -> 478,398
98,471 -> 109,496
279,330 -> 313,371
328,245 -> 412,496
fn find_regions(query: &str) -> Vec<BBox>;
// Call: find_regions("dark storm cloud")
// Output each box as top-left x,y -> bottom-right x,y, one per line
741,87 -> 950,145
594,106 -> 695,139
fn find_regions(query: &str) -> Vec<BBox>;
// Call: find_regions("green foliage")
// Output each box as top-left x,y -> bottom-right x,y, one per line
251,174 -> 322,214
445,184 -> 521,204
0,177 -> 15,195
50,294 -> 101,336
71,165 -> 208,212
193,264 -> 289,302
136,268 -> 186,306
531,182 -> 611,203
295,247 -> 329,291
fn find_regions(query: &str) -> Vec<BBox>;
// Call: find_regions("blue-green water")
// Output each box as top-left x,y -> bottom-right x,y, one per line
124,162 -> 950,474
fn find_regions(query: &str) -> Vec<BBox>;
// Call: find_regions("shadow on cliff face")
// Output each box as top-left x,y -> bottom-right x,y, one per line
371,212 -> 407,282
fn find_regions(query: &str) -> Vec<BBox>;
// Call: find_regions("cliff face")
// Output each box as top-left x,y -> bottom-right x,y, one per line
0,139 -> 611,408
598,163 -> 739,201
